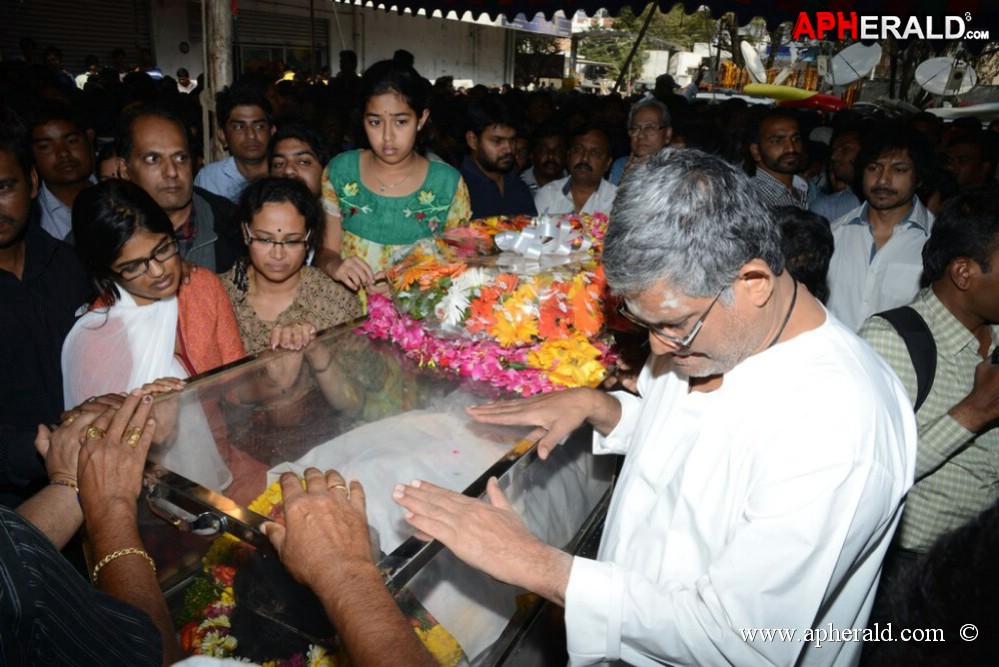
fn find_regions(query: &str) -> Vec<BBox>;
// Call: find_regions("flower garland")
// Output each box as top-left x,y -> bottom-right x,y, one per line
364,213 -> 615,394
359,293 -> 613,395
178,481 -> 464,666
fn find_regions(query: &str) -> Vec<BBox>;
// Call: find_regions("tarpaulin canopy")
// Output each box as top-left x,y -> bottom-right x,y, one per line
348,0 -> 998,51
348,0 -> 992,28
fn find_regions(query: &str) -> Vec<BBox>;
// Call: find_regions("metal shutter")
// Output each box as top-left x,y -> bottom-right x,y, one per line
1,0 -> 152,73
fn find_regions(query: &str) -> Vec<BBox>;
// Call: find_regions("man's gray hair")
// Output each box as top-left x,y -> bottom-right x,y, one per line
604,148 -> 785,296
627,95 -> 670,130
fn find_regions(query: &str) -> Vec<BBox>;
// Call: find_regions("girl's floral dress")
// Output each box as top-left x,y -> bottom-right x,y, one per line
321,149 -> 471,273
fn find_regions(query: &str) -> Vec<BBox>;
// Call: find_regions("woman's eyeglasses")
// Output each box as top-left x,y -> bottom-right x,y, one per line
114,240 -> 180,281
243,224 -> 311,251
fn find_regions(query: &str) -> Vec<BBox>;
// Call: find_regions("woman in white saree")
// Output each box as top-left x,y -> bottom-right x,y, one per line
62,181 -> 247,490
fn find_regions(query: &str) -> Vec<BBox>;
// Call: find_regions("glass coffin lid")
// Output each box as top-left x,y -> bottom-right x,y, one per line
139,324 -> 613,663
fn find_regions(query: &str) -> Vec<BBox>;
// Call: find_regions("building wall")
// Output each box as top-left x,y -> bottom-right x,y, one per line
150,0 -> 205,80
148,0 -> 511,86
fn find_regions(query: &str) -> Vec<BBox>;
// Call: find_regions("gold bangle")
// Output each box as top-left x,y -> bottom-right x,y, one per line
92,547 -> 156,584
49,479 -> 79,493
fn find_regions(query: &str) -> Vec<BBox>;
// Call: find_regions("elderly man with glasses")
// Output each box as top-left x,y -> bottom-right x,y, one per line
609,96 -> 672,185
393,149 -> 916,666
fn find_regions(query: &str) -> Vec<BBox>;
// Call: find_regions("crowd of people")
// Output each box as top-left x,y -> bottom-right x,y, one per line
2,40 -> 999,666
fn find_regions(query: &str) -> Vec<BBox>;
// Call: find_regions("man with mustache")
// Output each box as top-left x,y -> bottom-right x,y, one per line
27,106 -> 96,241
460,97 -> 537,219
810,122 -> 865,223
748,109 -> 808,210
117,106 -> 243,272
534,125 -> 616,217
520,123 -> 566,195
0,107 -> 92,507
827,124 -> 935,331
195,84 -> 274,203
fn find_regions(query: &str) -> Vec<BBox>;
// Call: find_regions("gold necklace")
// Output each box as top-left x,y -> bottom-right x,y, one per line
369,152 -> 413,193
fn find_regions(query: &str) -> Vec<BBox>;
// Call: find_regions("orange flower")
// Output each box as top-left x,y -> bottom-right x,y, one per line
568,273 -> 606,337
538,283 -> 571,339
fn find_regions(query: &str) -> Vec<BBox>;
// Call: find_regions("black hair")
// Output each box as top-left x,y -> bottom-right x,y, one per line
216,83 -> 273,129
114,105 -> 188,162
922,187 -> 999,286
72,180 -> 175,305
466,96 -> 516,136
96,142 -> 117,163
84,54 -> 99,68
339,50 -> 357,66
359,59 -> 430,118
854,123 -> 933,195
916,165 -> 959,213
775,206 -> 834,303
568,123 -> 611,149
176,67 -> 189,78
24,102 -> 89,138
530,121 -> 566,146
877,498 -> 999,666
392,49 -> 415,68
947,131 -> 999,181
43,45 -> 62,61
750,108 -> 800,145
0,106 -> 33,178
235,177 -> 322,253
268,123 -> 330,168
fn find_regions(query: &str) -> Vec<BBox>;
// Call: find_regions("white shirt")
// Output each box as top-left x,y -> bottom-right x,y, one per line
37,176 -> 96,240
563,313 -> 915,666
193,155 -> 248,203
827,198 -> 933,331
534,175 -> 617,217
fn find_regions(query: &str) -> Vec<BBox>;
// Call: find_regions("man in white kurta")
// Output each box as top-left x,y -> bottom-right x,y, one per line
565,314 -> 915,666
393,148 -> 916,667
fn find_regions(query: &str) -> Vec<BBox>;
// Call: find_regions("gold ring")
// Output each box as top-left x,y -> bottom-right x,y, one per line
124,427 -> 143,446
62,413 -> 79,427
85,426 -> 107,440
330,484 -> 349,495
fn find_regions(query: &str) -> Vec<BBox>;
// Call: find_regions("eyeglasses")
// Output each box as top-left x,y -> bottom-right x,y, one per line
618,286 -> 726,348
628,124 -> 666,136
569,145 -> 608,160
114,240 -> 180,281
243,224 -> 311,251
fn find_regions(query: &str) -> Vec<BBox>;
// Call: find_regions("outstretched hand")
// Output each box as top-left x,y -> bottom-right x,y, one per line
393,477 -> 572,605
466,387 -> 617,459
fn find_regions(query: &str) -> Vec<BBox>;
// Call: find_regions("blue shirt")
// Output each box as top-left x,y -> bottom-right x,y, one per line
459,155 -> 537,219
193,155 -> 248,204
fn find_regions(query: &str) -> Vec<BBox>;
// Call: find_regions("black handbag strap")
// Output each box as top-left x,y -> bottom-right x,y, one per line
875,306 -> 937,412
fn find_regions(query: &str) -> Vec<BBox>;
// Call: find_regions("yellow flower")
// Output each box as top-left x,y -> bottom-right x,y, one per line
220,588 -> 235,606
528,335 -> 607,387
414,625 -> 464,667
418,189 -> 435,205
343,181 -> 359,197
248,480 -> 287,516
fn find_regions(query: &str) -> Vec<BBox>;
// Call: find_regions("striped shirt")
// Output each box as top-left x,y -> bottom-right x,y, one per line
860,288 -> 999,553
0,506 -> 162,665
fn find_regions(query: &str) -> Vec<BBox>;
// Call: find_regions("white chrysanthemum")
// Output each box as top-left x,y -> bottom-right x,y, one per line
435,286 -> 471,327
453,267 -> 489,293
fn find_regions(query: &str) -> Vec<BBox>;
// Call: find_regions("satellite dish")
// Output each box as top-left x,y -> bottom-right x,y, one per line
740,41 -> 767,84
915,57 -> 977,95
828,42 -> 883,86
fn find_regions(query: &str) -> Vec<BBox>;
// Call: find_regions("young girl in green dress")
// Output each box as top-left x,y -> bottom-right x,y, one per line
316,59 -> 471,291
